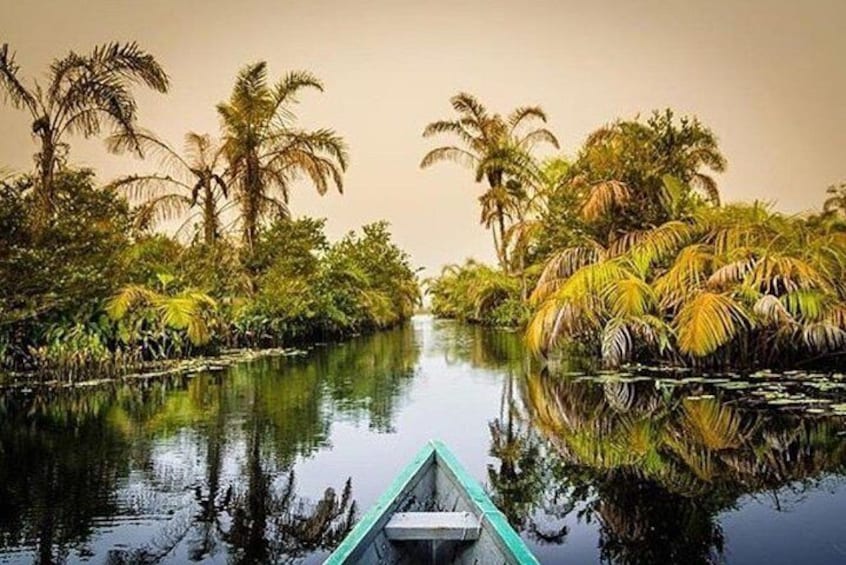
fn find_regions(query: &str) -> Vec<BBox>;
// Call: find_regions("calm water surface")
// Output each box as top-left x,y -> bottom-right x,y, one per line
2,316 -> 846,564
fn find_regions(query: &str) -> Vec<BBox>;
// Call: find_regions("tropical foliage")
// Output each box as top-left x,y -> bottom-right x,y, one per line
424,97 -> 845,368
0,44 -> 417,381
107,130 -> 230,245
421,92 -> 559,272
427,260 -> 527,326
528,203 -> 846,367
234,219 -> 419,345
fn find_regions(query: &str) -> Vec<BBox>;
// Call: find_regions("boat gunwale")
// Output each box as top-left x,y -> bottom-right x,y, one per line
432,440 -> 539,564
324,442 -> 436,564
324,439 -> 538,564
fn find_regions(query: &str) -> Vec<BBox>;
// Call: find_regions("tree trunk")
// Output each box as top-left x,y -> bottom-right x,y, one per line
487,170 -> 509,273
34,136 -> 56,230
243,153 -> 261,252
496,201 -> 509,274
203,179 -> 216,246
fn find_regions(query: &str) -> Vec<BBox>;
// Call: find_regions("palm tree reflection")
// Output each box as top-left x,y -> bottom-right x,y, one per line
505,370 -> 846,563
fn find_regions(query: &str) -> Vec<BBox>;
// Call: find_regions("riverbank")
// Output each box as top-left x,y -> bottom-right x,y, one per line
0,346 -> 306,391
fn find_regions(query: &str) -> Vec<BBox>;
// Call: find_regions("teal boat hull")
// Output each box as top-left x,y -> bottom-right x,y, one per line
325,440 -> 539,564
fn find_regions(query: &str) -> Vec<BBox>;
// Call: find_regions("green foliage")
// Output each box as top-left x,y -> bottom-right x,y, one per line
235,220 -> 419,343
106,273 -> 219,355
0,171 -> 418,377
428,260 -> 528,326
537,109 -> 725,255
0,170 -> 131,370
529,203 -> 846,367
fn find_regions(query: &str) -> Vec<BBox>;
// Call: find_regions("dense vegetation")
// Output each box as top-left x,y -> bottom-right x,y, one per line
0,42 -> 418,380
423,95 -> 846,368
2,40 -> 843,377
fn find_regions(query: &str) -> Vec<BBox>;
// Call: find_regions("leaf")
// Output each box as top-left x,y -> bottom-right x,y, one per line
675,291 -> 748,357
581,180 -> 630,220
660,174 -> 686,217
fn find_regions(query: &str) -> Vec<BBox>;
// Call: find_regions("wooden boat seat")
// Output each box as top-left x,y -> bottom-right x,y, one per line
384,511 -> 481,541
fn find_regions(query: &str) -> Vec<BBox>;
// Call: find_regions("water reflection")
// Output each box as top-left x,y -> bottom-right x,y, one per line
0,324 -> 418,564
516,372 -> 846,563
433,322 -> 846,563
2,319 -> 846,564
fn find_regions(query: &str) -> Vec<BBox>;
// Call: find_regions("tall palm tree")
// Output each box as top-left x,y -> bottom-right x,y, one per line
217,62 -> 348,251
107,130 -> 229,245
0,42 -> 169,223
421,93 -> 559,272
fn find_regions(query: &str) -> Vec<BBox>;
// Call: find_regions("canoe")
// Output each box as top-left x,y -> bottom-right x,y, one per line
325,440 -> 539,564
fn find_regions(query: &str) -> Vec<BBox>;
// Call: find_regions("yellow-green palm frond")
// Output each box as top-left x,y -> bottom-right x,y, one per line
527,296 -> 597,355
655,244 -> 715,308
106,284 -> 158,320
630,220 -> 700,266
604,276 -> 656,317
781,289 -> 827,323
530,242 -> 607,304
675,291 -> 748,357
528,260 -> 629,355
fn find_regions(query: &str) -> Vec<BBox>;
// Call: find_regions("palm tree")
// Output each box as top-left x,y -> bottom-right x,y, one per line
566,110 -> 726,243
528,203 -> 846,366
107,130 -> 229,245
217,62 -> 348,251
0,42 -> 169,223
421,93 -> 559,272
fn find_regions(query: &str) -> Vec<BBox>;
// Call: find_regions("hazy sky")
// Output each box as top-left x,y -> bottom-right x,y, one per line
1,0 -> 844,274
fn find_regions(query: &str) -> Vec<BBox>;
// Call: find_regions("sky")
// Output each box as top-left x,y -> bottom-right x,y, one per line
1,0 -> 844,274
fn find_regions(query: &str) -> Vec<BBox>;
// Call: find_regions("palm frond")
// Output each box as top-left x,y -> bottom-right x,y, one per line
420,146 -> 477,169
675,291 -> 747,357
531,242 -> 606,303
0,43 -> 36,111
450,92 -> 488,124
581,180 -> 630,220
272,70 -> 323,110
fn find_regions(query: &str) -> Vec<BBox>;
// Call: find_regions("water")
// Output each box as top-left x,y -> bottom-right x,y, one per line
1,316 -> 846,564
